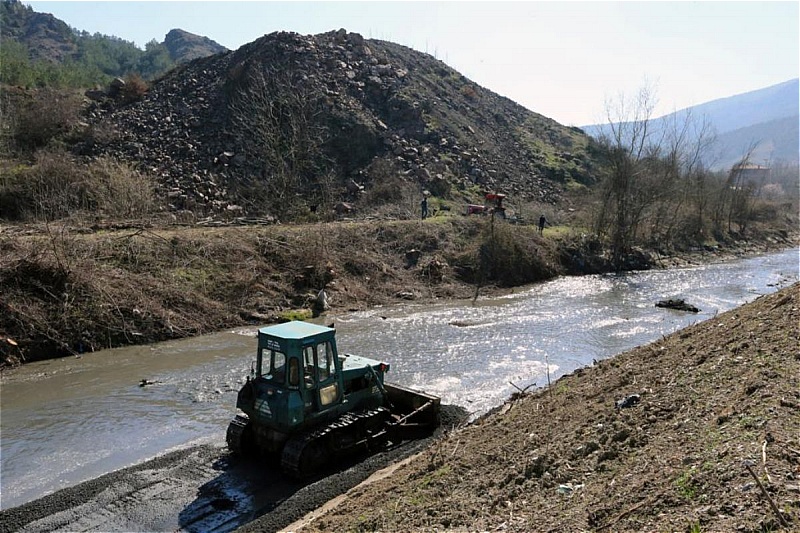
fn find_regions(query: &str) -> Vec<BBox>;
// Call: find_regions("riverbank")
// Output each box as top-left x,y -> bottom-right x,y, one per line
2,215 -> 796,367
2,281 -> 796,533
287,281 -> 800,533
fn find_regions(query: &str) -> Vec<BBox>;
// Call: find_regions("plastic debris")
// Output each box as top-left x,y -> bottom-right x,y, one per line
557,482 -> 585,494
615,393 -> 641,409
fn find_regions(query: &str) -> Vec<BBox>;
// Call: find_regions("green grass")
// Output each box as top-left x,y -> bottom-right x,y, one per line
278,309 -> 313,321
675,469 -> 699,500
541,225 -> 573,238
171,266 -> 214,287
418,464 -> 452,489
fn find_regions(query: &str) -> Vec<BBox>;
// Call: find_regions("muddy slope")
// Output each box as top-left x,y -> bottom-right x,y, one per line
295,282 -> 800,533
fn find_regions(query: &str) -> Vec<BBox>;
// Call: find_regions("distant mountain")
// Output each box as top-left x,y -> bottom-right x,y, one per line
0,0 -> 76,62
582,79 -> 799,170
711,115 -> 799,170
676,79 -> 798,135
164,29 -> 228,63
0,0 -> 227,83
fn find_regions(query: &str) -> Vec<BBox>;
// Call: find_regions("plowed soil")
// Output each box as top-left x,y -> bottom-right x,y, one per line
292,282 -> 800,533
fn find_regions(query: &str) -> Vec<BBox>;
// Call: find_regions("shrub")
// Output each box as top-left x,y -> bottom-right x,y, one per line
477,219 -> 557,286
8,89 -> 82,153
0,150 -> 158,221
120,74 -> 149,103
460,85 -> 478,101
2,149 -> 91,220
362,159 -> 420,218
86,156 -> 159,217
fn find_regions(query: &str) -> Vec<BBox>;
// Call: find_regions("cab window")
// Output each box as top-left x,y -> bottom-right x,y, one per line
288,357 -> 300,387
317,342 -> 333,381
301,346 -> 313,389
265,350 -> 286,383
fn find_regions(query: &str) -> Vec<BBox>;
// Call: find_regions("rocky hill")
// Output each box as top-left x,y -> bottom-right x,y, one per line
0,0 -> 76,62
77,29 -> 598,219
163,28 -> 228,63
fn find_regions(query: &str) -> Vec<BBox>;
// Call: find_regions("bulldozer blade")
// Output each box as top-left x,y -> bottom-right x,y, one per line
384,382 -> 440,435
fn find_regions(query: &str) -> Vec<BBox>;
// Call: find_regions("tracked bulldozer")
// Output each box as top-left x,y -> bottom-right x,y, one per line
226,321 -> 440,477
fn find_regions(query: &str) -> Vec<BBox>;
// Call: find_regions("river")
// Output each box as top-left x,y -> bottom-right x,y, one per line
1,248 -> 797,510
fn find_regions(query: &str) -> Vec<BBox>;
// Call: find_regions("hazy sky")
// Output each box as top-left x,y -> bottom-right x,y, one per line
24,1 -> 800,126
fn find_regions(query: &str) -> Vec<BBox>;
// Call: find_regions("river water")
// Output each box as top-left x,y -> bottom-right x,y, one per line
1,248 -> 797,509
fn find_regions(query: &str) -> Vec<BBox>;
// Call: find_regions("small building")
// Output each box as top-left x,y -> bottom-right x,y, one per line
730,163 -> 770,185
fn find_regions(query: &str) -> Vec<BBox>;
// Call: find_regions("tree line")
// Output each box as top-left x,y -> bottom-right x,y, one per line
590,83 -> 798,270
0,4 -> 175,90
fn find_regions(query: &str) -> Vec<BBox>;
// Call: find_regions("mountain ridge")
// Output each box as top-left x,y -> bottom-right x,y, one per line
0,0 -> 227,76
581,78 -> 799,170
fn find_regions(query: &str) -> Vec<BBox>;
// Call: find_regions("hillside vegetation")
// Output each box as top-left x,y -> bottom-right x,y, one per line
0,0 -> 226,88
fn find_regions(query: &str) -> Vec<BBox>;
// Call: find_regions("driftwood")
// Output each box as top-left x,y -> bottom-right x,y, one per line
655,298 -> 700,313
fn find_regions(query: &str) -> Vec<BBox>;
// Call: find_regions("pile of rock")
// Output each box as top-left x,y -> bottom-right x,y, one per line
76,29 -> 593,219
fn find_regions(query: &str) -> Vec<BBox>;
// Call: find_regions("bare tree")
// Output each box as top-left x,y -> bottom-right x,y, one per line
594,83 -> 719,262
228,67 -> 330,218
651,109 -> 717,244
594,82 -> 659,270
724,142 -> 761,234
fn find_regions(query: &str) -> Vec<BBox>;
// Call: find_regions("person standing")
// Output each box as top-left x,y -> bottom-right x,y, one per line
421,196 -> 429,219
538,214 -> 548,235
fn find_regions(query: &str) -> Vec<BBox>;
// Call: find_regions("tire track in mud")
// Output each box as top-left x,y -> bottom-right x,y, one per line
2,446 -> 226,533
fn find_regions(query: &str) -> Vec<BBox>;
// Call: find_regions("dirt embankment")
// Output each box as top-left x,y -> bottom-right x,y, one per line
292,282 -> 800,533
1,216 -> 796,368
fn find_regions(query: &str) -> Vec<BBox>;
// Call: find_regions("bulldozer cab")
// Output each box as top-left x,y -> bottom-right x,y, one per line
254,322 -> 342,415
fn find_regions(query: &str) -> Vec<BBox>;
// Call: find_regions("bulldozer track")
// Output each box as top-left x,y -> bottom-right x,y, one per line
226,413 -> 251,455
280,407 -> 390,478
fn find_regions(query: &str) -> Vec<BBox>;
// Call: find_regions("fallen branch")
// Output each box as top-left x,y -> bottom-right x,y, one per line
450,440 -> 461,458
508,381 -> 535,394
598,497 -> 652,530
743,460 -> 788,528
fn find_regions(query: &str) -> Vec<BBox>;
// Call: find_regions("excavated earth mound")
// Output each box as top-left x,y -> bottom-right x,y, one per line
77,29 -> 596,217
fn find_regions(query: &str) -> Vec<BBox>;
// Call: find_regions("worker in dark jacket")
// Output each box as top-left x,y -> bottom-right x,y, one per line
538,214 -> 548,235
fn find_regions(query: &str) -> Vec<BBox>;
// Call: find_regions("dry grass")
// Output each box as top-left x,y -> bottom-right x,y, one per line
0,217 -> 561,365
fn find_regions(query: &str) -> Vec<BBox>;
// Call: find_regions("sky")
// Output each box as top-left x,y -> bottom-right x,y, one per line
23,1 -> 800,126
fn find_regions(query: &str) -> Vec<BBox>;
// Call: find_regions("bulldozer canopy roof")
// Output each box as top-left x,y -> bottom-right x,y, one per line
258,321 -> 334,341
